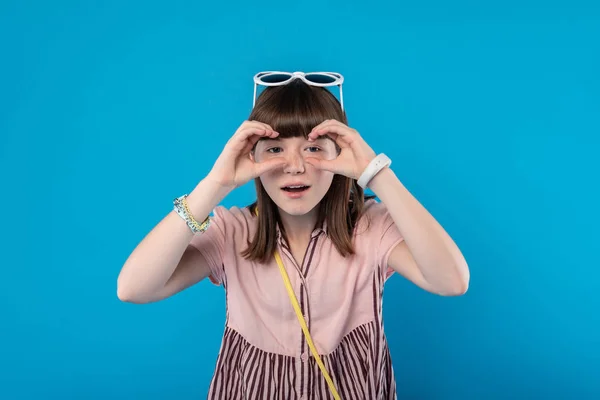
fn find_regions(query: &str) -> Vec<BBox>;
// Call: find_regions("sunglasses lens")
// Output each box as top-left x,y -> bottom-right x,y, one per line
259,73 -> 292,83
304,73 -> 338,84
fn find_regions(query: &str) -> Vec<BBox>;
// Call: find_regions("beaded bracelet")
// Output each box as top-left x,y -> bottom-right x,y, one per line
173,194 -> 211,234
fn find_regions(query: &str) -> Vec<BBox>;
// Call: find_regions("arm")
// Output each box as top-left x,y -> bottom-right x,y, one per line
369,167 -> 470,296
117,121 -> 285,304
116,178 -> 231,303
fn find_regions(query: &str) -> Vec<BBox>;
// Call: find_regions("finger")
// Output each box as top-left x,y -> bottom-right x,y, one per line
307,127 -> 351,150
308,124 -> 356,146
308,129 -> 339,143
310,119 -> 340,134
236,126 -> 279,141
248,133 -> 267,148
237,119 -> 279,139
230,127 -> 279,152
240,134 -> 263,156
242,120 -> 277,138
254,157 -> 287,176
242,127 -> 283,155
309,121 -> 348,138
305,157 -> 339,174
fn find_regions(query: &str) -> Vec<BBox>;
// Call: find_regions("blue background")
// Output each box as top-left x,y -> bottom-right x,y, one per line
1,1 -> 599,399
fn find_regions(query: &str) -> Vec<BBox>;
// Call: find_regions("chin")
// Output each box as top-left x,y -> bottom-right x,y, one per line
276,201 -> 317,216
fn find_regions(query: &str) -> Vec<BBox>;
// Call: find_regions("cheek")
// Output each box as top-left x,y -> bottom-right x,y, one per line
259,170 -> 281,192
259,173 -> 273,186
313,169 -> 335,187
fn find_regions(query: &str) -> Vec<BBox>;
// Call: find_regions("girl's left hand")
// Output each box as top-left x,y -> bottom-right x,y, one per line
306,119 -> 377,180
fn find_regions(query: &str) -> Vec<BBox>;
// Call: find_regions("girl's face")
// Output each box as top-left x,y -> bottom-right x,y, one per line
253,136 -> 338,217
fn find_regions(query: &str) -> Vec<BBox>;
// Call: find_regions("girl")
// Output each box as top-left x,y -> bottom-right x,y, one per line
117,71 -> 470,400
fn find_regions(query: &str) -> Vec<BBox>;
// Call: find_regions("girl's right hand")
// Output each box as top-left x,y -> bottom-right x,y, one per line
207,120 -> 286,189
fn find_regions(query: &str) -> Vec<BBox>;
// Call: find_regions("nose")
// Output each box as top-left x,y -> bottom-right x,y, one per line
283,151 -> 305,175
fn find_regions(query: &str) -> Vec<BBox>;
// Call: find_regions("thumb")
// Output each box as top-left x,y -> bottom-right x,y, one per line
306,157 -> 337,173
254,157 -> 287,177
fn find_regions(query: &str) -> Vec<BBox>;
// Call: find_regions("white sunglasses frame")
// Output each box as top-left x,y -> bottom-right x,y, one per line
253,71 -> 345,111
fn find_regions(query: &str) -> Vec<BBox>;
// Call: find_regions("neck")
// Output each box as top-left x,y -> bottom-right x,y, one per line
278,208 -> 319,244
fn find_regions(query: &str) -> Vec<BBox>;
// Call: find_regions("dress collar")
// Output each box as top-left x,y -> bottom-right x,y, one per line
275,219 -> 326,246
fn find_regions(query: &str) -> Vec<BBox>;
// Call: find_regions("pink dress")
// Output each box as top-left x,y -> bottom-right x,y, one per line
190,199 -> 404,399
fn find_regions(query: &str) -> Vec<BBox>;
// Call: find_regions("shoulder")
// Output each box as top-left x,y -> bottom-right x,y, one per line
356,198 -> 391,227
352,198 -> 396,241
362,198 -> 391,217
210,204 -> 256,236
212,204 -> 253,223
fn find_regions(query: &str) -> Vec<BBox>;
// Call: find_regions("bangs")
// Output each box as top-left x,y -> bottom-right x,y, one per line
249,80 -> 346,139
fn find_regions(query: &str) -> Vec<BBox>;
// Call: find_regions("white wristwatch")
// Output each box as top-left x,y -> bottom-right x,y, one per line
357,153 -> 392,189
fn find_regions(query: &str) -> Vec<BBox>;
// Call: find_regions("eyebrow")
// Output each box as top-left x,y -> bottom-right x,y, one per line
258,136 -> 331,143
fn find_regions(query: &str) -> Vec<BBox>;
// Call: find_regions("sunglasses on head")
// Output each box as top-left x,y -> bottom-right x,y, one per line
253,71 -> 345,111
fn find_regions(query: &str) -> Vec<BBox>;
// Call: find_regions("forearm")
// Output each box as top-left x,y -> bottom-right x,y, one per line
368,167 -> 469,292
117,177 -> 231,299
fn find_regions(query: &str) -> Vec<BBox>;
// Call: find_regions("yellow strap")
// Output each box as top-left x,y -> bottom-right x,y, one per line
254,206 -> 339,398
274,249 -> 341,400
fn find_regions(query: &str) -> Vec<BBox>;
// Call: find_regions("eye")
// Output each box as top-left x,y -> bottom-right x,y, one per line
266,147 -> 282,154
306,146 -> 322,153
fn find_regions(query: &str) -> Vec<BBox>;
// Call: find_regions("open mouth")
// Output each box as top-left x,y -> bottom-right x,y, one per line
281,185 -> 311,193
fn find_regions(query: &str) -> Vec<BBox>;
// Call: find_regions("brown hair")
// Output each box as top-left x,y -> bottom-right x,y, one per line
241,79 -> 374,264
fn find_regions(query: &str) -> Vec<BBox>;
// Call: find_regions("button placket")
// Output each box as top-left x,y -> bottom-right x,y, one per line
278,227 -> 323,398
